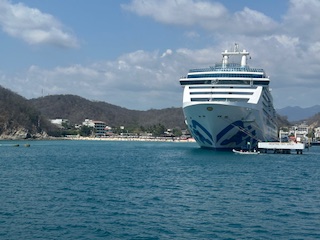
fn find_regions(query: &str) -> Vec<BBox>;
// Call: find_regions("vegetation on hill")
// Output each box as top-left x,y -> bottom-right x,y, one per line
0,86 -> 57,138
276,114 -> 291,129
1,84 -> 320,139
306,113 -> 320,128
31,94 -> 306,136
29,94 -> 186,130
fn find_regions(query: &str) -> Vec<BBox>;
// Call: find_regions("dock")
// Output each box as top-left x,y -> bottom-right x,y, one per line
258,142 -> 305,154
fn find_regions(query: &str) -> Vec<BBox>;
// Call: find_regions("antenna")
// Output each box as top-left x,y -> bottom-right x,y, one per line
234,43 -> 239,52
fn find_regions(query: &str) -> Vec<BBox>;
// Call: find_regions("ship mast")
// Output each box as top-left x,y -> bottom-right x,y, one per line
222,43 -> 250,68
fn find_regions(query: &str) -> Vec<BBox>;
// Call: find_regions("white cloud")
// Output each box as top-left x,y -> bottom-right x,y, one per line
122,0 -> 227,28
1,0 -> 320,110
283,0 -> 320,42
184,31 -> 200,39
233,7 -> 278,34
0,0 -> 79,47
161,49 -> 173,58
122,0 -> 320,108
2,31 -> 320,110
1,49 -> 190,109
122,0 -> 278,34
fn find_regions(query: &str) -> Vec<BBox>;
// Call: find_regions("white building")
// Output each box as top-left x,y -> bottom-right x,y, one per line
50,119 -> 69,128
314,127 -> 320,140
280,123 -> 310,142
286,123 -> 309,142
82,119 -> 106,137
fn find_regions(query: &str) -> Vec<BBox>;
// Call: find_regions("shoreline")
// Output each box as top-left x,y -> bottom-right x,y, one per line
67,136 -> 196,143
0,136 -> 196,143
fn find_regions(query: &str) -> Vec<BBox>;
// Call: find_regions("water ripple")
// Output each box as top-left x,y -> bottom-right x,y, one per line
0,140 -> 320,239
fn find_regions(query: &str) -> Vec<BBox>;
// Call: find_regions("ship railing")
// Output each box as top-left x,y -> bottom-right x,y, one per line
189,65 -> 265,73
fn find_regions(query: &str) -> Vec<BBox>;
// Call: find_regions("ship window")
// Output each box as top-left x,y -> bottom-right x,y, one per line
187,73 -> 264,78
185,80 -> 251,85
190,92 -> 253,95
253,80 -> 269,85
213,98 -> 227,101
212,98 -> 248,102
180,80 -> 209,85
189,86 -> 212,89
190,92 -> 211,95
218,80 -> 251,85
191,98 -> 210,101
189,66 -> 265,73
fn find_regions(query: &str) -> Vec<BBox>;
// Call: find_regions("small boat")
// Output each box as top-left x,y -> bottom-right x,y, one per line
232,149 -> 260,155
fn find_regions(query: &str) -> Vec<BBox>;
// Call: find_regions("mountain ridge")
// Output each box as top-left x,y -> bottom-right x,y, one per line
276,105 -> 320,122
29,94 -> 186,129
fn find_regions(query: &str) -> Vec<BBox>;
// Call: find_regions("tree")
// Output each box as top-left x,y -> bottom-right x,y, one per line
152,124 -> 166,137
172,128 -> 182,136
79,125 -> 93,136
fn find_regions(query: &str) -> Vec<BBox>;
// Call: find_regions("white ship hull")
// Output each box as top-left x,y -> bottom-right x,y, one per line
183,101 -> 277,149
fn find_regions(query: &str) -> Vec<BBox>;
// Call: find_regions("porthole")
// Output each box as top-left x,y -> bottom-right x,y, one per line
207,107 -> 213,111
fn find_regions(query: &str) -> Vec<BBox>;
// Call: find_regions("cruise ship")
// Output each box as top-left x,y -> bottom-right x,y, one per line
180,44 -> 278,149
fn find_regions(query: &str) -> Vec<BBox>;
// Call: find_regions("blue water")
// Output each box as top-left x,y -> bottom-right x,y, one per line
0,140 -> 319,239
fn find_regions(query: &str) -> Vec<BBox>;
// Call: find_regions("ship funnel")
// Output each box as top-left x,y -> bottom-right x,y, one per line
222,50 -> 228,68
241,49 -> 248,67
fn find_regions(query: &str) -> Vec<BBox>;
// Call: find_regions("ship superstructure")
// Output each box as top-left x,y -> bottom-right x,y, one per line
180,44 -> 278,149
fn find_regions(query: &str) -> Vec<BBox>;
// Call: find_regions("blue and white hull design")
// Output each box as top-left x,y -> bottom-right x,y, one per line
183,103 -> 276,149
180,44 -> 278,149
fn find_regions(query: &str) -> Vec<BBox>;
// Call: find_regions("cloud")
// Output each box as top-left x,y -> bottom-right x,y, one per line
140,1 -> 319,109
2,32 -> 320,111
1,0 -> 320,110
0,0 -> 79,48
122,0 -> 278,34
122,0 -> 227,27
1,49 -> 190,110
233,7 -> 278,34
121,0 -> 320,108
161,49 -> 173,58
283,0 -> 320,42
184,31 -> 200,39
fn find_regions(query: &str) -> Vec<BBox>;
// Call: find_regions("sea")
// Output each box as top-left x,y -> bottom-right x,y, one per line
0,140 -> 319,240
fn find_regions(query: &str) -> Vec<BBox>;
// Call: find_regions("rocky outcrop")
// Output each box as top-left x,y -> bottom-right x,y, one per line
0,85 -> 57,139
0,127 -> 49,140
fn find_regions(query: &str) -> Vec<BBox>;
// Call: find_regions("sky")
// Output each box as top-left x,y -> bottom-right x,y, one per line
0,0 -> 319,110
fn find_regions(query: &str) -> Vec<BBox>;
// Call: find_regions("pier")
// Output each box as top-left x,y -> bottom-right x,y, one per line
258,142 -> 305,154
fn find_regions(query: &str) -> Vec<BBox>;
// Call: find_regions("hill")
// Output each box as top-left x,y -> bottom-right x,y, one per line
29,95 -> 186,129
2,86 -> 318,139
0,86 -> 56,139
276,105 -> 320,122
305,113 -> 320,128
30,94 -> 296,131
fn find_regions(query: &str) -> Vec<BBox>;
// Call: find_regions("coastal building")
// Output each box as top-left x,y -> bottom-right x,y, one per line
279,129 -> 289,142
314,127 -> 320,140
50,119 -> 69,128
280,123 -> 310,142
105,126 -> 113,136
291,123 -> 309,142
82,119 -> 106,137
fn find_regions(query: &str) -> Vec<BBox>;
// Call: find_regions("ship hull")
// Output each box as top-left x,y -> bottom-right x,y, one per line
183,102 -> 277,149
